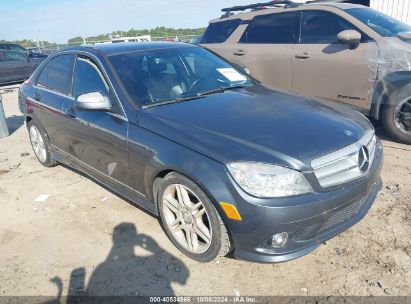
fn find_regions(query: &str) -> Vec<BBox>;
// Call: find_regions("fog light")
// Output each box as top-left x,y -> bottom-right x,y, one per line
271,232 -> 288,248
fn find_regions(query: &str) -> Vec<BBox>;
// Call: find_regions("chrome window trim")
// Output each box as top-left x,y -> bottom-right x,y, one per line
74,50 -> 128,120
33,49 -> 128,121
33,84 -> 75,100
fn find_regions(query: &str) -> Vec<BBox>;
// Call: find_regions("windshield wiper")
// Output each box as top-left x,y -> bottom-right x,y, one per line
142,85 -> 249,108
142,95 -> 205,108
196,84 -> 248,97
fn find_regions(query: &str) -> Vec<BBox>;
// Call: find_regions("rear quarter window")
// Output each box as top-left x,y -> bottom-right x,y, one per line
201,19 -> 241,43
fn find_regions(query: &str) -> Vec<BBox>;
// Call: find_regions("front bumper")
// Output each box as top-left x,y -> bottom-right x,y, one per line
200,139 -> 383,263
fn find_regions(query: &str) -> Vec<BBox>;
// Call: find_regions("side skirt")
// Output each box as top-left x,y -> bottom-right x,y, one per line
51,147 -> 158,216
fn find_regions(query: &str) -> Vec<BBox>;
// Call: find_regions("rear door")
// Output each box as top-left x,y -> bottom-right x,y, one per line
32,54 -> 75,150
206,12 -> 300,91
292,10 -> 379,109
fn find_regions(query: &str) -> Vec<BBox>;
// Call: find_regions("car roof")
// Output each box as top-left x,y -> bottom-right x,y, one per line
210,2 -> 364,23
63,42 -> 196,56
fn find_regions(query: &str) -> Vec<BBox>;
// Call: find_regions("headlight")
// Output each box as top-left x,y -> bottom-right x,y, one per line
227,162 -> 312,198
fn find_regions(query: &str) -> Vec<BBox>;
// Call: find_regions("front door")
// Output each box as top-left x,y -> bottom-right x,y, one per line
292,10 -> 379,110
61,55 -> 133,189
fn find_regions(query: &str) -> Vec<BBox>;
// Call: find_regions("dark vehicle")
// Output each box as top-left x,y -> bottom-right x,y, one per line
0,50 -> 45,85
0,43 -> 48,59
19,42 -> 382,263
0,43 -> 28,54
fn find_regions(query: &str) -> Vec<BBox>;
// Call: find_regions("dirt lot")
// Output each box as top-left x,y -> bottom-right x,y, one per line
0,85 -> 410,299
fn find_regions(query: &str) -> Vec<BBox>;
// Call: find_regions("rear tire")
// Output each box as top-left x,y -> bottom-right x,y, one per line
382,93 -> 411,145
27,120 -> 57,167
158,172 -> 231,262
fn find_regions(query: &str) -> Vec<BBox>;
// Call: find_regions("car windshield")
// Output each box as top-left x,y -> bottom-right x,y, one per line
109,47 -> 254,106
346,7 -> 411,37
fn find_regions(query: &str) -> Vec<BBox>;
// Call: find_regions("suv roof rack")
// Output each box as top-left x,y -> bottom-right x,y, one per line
221,1 -> 300,17
220,0 -> 366,18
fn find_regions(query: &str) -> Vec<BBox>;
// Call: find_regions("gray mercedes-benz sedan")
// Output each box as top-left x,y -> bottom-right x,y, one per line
19,42 -> 383,263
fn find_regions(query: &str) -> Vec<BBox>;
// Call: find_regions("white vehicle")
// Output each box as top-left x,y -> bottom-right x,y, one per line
111,35 -> 152,43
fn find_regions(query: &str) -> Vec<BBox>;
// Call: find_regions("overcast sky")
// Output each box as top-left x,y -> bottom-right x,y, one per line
0,0 -> 253,43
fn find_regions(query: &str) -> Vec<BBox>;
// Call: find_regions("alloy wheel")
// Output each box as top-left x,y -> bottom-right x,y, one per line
394,97 -> 411,135
162,184 -> 212,253
29,125 -> 47,163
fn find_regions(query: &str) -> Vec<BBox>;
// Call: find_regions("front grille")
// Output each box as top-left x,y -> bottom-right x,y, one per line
311,129 -> 377,188
318,194 -> 368,234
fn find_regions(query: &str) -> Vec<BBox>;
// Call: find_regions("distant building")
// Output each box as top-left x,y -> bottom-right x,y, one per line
370,0 -> 411,25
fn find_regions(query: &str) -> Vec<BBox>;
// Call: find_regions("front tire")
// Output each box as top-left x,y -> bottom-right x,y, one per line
382,94 -> 411,144
158,172 -> 231,262
27,121 -> 56,167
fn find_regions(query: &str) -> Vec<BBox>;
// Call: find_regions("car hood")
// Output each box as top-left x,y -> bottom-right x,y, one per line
138,85 -> 372,170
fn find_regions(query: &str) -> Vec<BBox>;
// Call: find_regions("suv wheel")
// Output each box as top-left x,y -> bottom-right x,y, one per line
158,172 -> 231,262
28,121 -> 56,167
382,95 -> 411,144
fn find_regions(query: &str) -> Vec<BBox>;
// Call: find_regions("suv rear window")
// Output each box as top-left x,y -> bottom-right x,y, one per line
201,19 -> 241,43
240,12 -> 300,44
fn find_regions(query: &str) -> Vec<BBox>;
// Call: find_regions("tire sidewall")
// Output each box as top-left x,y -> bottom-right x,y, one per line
382,89 -> 411,144
158,173 -> 224,262
27,121 -> 54,167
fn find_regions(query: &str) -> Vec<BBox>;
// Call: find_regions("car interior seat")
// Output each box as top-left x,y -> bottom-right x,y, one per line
145,57 -> 186,102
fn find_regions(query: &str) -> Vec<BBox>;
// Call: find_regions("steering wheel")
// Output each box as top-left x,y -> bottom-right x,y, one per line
188,78 -> 204,92
188,77 -> 230,92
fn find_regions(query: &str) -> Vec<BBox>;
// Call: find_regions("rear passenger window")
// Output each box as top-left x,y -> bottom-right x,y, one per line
72,57 -> 109,98
240,12 -> 299,44
201,19 -> 241,43
37,55 -> 74,94
301,11 -> 357,44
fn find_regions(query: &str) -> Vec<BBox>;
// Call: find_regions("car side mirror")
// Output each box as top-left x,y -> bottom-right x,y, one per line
397,31 -> 411,41
76,92 -> 111,111
337,30 -> 361,47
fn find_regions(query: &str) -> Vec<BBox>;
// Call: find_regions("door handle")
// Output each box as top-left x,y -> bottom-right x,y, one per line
63,106 -> 76,118
34,92 -> 41,101
233,50 -> 246,56
295,52 -> 311,59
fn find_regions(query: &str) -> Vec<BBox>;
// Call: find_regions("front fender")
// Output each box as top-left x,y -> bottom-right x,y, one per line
371,71 -> 411,119
127,123 -> 227,206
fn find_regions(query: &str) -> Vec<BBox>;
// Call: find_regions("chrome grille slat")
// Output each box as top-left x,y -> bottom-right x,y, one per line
311,130 -> 377,188
314,151 -> 357,170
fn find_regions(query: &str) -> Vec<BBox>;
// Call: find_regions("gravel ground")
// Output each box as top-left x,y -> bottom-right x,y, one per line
0,85 -> 410,299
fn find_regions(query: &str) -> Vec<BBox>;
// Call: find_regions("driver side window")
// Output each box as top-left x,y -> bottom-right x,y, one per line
301,11 -> 358,44
72,57 -> 109,99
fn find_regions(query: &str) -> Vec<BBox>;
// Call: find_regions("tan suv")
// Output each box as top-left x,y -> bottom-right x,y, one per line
202,0 -> 411,144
